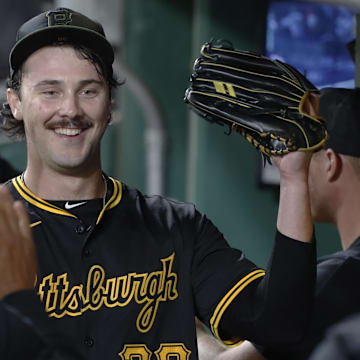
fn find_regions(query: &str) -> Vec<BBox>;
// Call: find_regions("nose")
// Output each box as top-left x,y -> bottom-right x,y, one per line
58,93 -> 83,118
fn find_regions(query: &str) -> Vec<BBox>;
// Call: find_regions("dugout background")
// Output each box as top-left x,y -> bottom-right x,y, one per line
1,0 -> 351,267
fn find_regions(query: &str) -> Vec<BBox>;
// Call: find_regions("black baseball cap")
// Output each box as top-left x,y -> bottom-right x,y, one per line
319,87 -> 360,157
9,7 -> 114,77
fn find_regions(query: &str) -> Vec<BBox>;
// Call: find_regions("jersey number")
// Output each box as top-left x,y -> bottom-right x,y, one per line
119,343 -> 191,360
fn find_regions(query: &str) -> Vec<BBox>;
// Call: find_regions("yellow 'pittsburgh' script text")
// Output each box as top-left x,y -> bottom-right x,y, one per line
37,253 -> 178,333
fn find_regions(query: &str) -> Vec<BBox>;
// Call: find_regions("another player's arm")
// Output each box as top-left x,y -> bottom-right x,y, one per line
197,318 -> 264,360
0,185 -> 44,357
0,185 -> 84,359
214,95 -> 318,346
205,146 -> 315,354
275,93 -> 319,244
196,317 -> 227,360
0,185 -> 37,298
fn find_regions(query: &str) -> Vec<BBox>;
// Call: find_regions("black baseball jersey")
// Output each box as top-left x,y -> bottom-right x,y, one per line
6,174 -> 315,360
257,237 -> 360,360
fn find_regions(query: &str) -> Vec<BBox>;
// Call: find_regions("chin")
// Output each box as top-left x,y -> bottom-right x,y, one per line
52,159 -> 89,173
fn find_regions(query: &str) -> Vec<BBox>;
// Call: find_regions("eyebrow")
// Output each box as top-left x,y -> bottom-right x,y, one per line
34,79 -> 105,88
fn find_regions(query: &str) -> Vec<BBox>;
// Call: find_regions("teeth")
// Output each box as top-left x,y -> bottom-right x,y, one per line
54,128 -> 82,136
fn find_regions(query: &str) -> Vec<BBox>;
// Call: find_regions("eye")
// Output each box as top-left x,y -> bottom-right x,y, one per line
81,88 -> 98,97
42,90 -> 59,98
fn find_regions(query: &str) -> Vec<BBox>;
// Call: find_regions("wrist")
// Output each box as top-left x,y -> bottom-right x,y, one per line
277,173 -> 313,243
279,172 -> 309,190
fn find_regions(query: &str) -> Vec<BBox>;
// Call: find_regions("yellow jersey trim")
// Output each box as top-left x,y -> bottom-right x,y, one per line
210,269 -> 266,347
96,177 -> 122,224
30,221 -> 42,228
13,176 -> 77,218
12,176 -> 123,223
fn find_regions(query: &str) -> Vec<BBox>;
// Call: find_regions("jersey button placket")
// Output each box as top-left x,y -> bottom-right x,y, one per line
83,248 -> 91,257
84,336 -> 94,348
82,224 -> 95,258
75,224 -> 85,234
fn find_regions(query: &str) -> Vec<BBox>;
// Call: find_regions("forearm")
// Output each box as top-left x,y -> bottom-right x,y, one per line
197,318 -> 264,360
197,318 -> 227,360
1,292 -> 83,359
276,92 -> 318,243
3,290 -> 50,331
0,300 -> 49,359
253,231 -> 316,343
277,162 -> 313,244
216,342 -> 265,360
199,339 -> 264,360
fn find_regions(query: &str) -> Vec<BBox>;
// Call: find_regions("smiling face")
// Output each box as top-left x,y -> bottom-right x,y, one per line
7,45 -> 111,175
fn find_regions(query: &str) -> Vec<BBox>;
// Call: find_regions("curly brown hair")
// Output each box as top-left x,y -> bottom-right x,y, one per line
1,42 -> 122,139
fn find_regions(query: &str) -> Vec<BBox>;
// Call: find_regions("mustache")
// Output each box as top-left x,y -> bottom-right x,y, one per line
45,119 -> 92,129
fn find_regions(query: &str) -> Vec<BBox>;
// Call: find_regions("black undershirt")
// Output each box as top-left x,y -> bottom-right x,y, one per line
46,199 -> 103,228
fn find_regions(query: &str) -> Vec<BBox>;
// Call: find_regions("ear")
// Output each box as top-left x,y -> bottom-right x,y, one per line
107,100 -> 115,125
303,92 -> 320,116
106,112 -> 112,125
7,88 -> 23,120
325,148 -> 342,182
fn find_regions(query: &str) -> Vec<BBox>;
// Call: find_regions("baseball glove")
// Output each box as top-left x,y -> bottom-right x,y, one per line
184,40 -> 328,160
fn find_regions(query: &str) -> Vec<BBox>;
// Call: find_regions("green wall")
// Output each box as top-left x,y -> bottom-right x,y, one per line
116,0 -> 193,199
0,141 -> 27,174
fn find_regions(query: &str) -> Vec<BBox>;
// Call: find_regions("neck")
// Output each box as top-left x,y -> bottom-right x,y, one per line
336,199 -> 360,251
23,167 -> 106,200
331,178 -> 360,250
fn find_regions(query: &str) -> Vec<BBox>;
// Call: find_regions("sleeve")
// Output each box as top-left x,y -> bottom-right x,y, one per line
0,299 -> 48,359
191,210 -> 316,348
219,231 -> 316,346
255,253 -> 359,359
191,210 -> 265,329
1,290 -> 83,360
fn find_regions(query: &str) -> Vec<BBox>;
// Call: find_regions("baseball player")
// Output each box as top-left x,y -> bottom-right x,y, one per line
197,88 -> 360,360
1,8 -> 316,360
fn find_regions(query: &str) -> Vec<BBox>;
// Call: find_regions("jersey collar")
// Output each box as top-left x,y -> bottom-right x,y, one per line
11,174 -> 122,223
